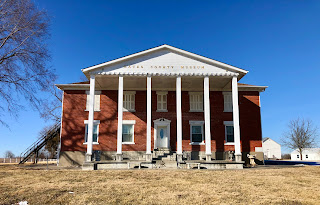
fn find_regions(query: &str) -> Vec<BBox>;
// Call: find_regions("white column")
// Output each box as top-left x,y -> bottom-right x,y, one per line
116,75 -> 123,161
146,76 -> 152,161
86,74 -> 95,162
176,76 -> 183,160
204,76 -> 212,161
232,76 -> 242,162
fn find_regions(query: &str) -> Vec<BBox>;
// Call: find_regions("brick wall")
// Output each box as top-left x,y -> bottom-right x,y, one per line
60,90 -> 262,153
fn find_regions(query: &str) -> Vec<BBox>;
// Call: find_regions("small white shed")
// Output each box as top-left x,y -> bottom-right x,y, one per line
262,138 -> 281,159
291,148 -> 320,161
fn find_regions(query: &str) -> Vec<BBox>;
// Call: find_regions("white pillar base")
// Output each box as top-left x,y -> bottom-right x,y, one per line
85,153 -> 92,162
206,154 -> 212,161
176,154 -> 183,163
116,154 -> 123,162
82,162 -> 95,170
145,154 -> 152,162
235,154 -> 242,162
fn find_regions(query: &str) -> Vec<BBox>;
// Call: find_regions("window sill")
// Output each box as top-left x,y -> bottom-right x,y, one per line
123,109 -> 136,112
223,110 -> 233,113
224,142 -> 235,145
85,110 -> 100,112
83,142 -> 99,145
156,110 -> 168,112
189,142 -> 205,145
122,142 -> 135,145
189,110 -> 204,112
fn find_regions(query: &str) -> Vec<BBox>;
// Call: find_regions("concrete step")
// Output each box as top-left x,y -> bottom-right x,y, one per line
161,155 -> 176,161
162,160 -> 178,168
152,151 -> 172,159
153,160 -> 177,169
155,148 -> 170,151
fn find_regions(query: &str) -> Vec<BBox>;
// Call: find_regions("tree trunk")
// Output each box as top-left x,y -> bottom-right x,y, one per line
299,149 -> 303,161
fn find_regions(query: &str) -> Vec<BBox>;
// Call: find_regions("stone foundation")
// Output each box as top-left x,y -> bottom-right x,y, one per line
59,151 -> 147,167
59,150 -> 264,167
59,151 -> 85,166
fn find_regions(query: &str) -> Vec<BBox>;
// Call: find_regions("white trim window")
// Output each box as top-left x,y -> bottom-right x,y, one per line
224,121 -> 234,144
123,91 -> 136,112
223,92 -> 233,112
157,91 -> 168,112
122,120 -> 136,144
189,121 -> 204,144
84,120 -> 100,144
86,91 -> 101,111
189,92 -> 203,112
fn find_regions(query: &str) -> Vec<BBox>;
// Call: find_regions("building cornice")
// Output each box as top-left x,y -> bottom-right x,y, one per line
55,84 -> 90,90
238,85 -> 268,92
92,71 -> 239,77
55,84 -> 267,92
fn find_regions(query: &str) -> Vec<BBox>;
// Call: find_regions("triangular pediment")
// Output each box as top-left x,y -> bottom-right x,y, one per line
82,45 -> 248,78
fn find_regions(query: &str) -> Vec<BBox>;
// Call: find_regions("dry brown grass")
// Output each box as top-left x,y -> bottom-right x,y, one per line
0,165 -> 320,205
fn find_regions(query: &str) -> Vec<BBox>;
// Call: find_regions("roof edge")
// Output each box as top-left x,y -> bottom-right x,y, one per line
55,84 -> 90,90
81,44 -> 249,75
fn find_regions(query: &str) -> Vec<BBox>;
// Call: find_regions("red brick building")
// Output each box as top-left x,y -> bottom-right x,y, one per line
57,45 -> 267,169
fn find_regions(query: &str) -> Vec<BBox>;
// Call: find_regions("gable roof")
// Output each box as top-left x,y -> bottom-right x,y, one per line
262,138 -> 280,145
81,44 -> 249,78
291,148 -> 320,154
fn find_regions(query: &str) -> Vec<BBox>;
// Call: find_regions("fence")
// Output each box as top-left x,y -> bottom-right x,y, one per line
0,158 -> 57,164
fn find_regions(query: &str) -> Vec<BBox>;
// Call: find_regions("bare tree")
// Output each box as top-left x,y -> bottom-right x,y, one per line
0,0 -> 55,126
40,84 -> 62,122
5,150 -> 14,158
282,118 -> 318,160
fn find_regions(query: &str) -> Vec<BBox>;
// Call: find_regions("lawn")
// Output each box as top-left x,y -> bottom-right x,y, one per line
0,165 -> 320,205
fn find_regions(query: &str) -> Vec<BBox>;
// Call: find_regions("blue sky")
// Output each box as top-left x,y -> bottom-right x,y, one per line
2,0 -> 320,157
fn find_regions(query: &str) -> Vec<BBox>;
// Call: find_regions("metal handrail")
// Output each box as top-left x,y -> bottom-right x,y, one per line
19,123 -> 60,164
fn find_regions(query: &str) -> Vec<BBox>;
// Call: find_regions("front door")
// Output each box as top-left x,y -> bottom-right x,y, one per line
157,126 -> 168,148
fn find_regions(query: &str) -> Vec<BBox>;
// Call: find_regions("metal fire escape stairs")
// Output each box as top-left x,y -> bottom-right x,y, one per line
19,123 -> 60,164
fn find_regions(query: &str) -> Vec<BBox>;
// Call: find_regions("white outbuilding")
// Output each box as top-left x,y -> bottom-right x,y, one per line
262,138 -> 281,159
291,148 -> 320,161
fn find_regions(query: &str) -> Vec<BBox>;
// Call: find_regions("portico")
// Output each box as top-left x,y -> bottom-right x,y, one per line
82,45 -> 246,164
